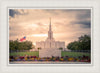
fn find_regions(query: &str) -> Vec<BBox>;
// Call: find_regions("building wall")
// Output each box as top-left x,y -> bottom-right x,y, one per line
39,48 -> 61,57
36,40 -> 65,57
36,41 -> 65,49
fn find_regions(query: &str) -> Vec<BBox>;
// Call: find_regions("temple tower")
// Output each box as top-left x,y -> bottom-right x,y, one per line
46,18 -> 54,41
36,18 -> 65,57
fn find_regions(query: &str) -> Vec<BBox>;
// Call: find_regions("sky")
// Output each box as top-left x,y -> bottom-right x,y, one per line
9,9 -> 91,46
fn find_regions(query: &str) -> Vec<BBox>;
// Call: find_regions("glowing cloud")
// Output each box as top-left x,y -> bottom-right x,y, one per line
9,9 -> 91,46
32,34 -> 48,37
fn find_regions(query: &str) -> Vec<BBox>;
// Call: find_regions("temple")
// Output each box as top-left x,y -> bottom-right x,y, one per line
36,18 -> 65,57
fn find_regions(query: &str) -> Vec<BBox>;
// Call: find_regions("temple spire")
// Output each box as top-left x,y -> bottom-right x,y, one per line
46,17 -> 54,40
49,17 -> 51,31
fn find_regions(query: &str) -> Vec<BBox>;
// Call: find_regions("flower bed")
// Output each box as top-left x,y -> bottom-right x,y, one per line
9,55 -> 91,63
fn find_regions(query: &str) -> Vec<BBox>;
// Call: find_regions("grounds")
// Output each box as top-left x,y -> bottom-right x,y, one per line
10,51 -> 90,58
9,51 -> 91,64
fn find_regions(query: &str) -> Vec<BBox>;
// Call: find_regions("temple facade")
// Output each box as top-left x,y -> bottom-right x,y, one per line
36,18 -> 65,57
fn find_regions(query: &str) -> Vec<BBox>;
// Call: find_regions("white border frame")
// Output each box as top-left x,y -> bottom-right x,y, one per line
0,0 -> 100,73
8,7 -> 93,66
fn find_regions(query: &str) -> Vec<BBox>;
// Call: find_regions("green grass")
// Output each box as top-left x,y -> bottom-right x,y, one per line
10,51 -> 90,58
61,51 -> 90,57
10,51 -> 39,57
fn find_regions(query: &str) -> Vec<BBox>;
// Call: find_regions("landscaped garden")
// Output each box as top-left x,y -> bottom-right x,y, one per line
10,51 -> 39,57
9,35 -> 91,63
62,51 -> 90,57
10,51 -> 90,58
9,51 -> 91,63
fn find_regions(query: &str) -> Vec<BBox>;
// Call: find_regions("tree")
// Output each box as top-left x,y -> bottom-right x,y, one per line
9,40 -> 33,52
67,35 -> 91,50
9,40 -> 19,52
78,35 -> 91,50
9,40 -> 15,52
59,47 -> 63,51
37,47 -> 41,51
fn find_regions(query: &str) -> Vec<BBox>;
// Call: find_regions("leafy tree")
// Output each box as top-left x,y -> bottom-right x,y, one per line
78,35 -> 91,50
9,40 -> 33,52
59,47 -> 63,51
9,40 -> 15,52
37,47 -> 41,51
67,35 -> 91,50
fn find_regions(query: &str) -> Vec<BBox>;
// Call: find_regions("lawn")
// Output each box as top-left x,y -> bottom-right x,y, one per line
61,51 -> 90,58
10,51 -> 39,57
10,51 -> 90,58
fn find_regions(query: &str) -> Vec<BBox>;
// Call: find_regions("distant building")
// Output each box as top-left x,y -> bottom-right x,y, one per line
36,18 -> 65,57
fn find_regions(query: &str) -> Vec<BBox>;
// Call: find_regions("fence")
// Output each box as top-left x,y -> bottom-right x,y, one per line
64,50 -> 91,53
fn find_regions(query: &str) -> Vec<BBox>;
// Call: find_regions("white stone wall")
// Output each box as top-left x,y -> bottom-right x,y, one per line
36,41 -> 65,49
36,40 -> 65,57
39,48 -> 61,57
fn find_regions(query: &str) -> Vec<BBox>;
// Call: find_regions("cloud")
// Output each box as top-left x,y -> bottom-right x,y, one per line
9,9 -> 91,46
9,9 -> 19,17
9,9 -> 28,17
71,20 -> 91,28
76,10 -> 91,20
71,9 -> 91,28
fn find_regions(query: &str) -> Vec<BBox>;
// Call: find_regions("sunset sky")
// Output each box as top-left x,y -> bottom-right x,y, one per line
9,9 -> 91,46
